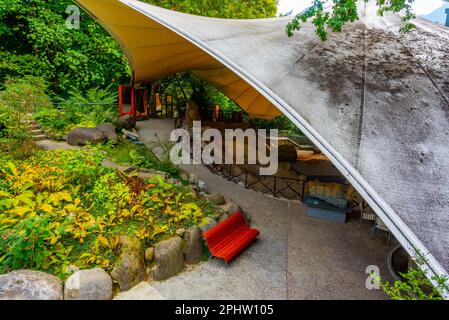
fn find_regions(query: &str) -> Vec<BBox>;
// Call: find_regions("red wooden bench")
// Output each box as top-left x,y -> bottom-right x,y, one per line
203,211 -> 259,264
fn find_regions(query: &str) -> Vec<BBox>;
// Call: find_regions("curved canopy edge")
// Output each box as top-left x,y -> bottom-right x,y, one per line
76,0 -> 449,297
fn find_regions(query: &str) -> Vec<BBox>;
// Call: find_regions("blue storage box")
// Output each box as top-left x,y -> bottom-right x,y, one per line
304,197 -> 351,224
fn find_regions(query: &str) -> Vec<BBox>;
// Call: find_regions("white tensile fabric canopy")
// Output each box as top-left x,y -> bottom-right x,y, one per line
76,0 -> 449,295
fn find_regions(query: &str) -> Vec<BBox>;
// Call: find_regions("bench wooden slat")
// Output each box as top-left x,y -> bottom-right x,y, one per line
203,211 -> 259,263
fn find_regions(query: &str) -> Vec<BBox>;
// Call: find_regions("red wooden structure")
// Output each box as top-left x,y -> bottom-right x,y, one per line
118,85 -> 134,117
203,211 -> 259,264
118,85 -> 149,119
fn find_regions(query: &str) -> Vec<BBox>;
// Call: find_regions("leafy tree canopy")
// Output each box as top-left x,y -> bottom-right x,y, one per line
0,0 -> 278,97
287,0 -> 417,41
145,0 -> 278,19
0,0 -> 130,96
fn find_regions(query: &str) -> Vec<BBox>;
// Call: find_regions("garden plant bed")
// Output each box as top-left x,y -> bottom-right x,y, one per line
0,147 -> 225,299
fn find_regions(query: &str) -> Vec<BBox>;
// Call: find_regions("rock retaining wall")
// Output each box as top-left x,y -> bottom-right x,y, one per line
0,176 -> 247,300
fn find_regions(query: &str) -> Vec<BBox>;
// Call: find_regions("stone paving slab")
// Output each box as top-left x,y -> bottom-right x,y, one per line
132,119 -> 393,300
147,163 -> 392,300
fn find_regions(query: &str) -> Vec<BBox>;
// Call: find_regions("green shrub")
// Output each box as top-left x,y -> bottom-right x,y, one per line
60,86 -> 118,125
33,86 -> 118,137
0,102 -> 11,138
0,215 -> 70,273
33,108 -> 67,132
376,254 -> 448,300
100,138 -> 179,177
379,268 -> 446,300
0,76 -> 48,158
0,76 -> 52,114
0,148 -> 217,278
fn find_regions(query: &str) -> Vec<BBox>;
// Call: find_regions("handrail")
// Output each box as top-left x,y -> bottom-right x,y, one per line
205,163 -> 305,201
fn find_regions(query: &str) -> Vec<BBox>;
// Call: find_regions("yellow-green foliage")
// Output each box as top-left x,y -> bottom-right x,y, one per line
379,267 -> 445,300
0,149 -> 217,278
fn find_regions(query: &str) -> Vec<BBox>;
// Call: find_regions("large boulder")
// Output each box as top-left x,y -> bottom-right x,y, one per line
205,193 -> 226,205
64,268 -> 112,300
278,144 -> 298,162
67,127 -> 107,146
183,226 -> 202,264
111,236 -> 146,291
96,123 -> 118,144
0,270 -> 63,300
117,115 -> 135,130
153,237 -> 184,281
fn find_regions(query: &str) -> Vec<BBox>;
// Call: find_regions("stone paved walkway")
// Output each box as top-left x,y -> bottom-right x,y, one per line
132,119 -> 394,300
147,163 -> 393,300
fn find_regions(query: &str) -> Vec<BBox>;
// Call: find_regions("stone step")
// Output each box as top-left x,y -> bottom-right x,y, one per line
31,129 -> 44,135
33,134 -> 47,141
